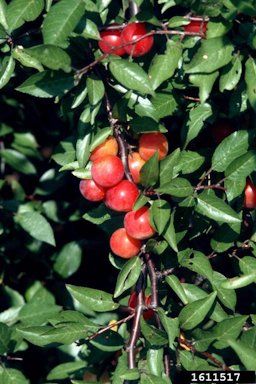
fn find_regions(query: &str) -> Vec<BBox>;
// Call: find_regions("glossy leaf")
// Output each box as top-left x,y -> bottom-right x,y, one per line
0,149 -> 36,174
90,331 -> 124,352
0,368 -> 29,384
212,315 -> 248,349
245,57 -> 256,111
212,130 -> 249,172
179,251 -> 213,283
196,191 -> 241,224
239,256 -> 256,275
227,339 -> 256,370
179,291 -> 217,330
157,177 -> 193,197
150,199 -> 171,235
211,271 -> 237,310
166,275 -> 188,304
66,284 -> 119,312
42,0 -> 85,46
189,71 -> 219,104
53,241 -> 82,278
109,59 -> 154,96
6,0 -> 44,32
140,318 -> 168,347
47,361 -> 86,380
26,44 -> 71,72
140,152 -> 159,187
147,348 -> 164,377
15,211 -> 55,246
0,0 -> 8,30
221,274 -> 256,289
157,308 -> 179,350
87,74 -> 105,106
18,302 -> 61,325
0,323 -> 11,354
184,103 -> 212,147
12,46 -> 44,72
114,256 -> 141,298
219,55 -> 242,92
174,150 -> 205,175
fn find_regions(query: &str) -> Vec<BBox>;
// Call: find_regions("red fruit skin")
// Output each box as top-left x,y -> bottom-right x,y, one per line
128,152 -> 145,184
105,180 -> 139,212
98,29 -> 126,56
139,132 -> 169,161
244,178 -> 256,209
91,155 -> 124,188
110,228 -> 142,258
90,136 -> 118,162
128,292 -> 154,320
124,206 -> 155,240
184,20 -> 207,34
79,179 -> 106,202
211,122 -> 234,144
121,22 -> 154,57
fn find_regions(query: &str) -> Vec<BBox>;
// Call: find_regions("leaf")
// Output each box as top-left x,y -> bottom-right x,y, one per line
15,211 -> 56,246
0,323 -> 11,354
212,130 -> 249,172
150,199 -> 171,235
185,37 -> 234,74
109,59 -> 154,96
66,285 -> 119,312
179,251 -> 213,283
227,339 -> 256,370
119,369 -> 140,381
0,149 -> 36,174
239,256 -> 256,275
76,109 -> 91,168
189,71 -> 219,104
18,302 -> 61,325
90,331 -> 124,352
196,191 -> 241,224
81,18 -> 100,40
53,241 -> 82,279
114,256 -> 141,298
42,0 -> 85,47
159,148 -> 180,183
157,177 -> 193,197
211,271 -> 237,311
245,57 -> 256,111
174,150 -> 205,175
16,70 -> 75,98
47,361 -> 86,380
0,0 -> 8,30
157,309 -> 179,349
140,152 -> 159,187
147,348 -> 164,377
149,40 -> 182,90
162,211 -> 178,252
6,0 -> 44,32
184,103 -> 212,147
140,318 -> 168,347
26,44 -> 71,72
89,127 -> 112,152
179,291 -> 217,330
219,55 -> 242,92
166,275 -> 188,304
87,74 -> 105,106
0,368 -> 29,384
221,274 -> 256,289
212,315 -> 248,349
0,55 -> 15,89
151,92 -> 177,119
12,46 -> 44,72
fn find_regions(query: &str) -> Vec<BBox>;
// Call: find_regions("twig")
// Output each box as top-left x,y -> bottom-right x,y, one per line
143,252 -> 158,308
87,313 -> 135,341
194,184 -> 226,192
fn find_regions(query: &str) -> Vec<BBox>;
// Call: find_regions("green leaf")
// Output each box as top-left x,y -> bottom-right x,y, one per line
174,150 -> 205,175
0,368 -> 29,384
0,323 -> 11,354
90,330 -> 124,352
185,37 -> 234,74
162,211 -> 178,252
212,315 -> 248,349
245,57 -> 256,111
184,103 -> 212,147
87,74 -> 105,106
140,152 -> 160,187
147,348 -> 164,377
179,291 -> 217,330
179,251 -> 213,283
66,285 -> 119,312
47,361 -> 86,380
150,199 -> 171,235
26,44 -> 71,72
12,46 -> 44,72
151,92 -> 177,119
159,148 -> 180,183
140,318 -> 168,347
189,71 -> 219,104
221,274 -> 256,289
149,40 -> 182,90
212,130 -> 249,172
179,350 -> 211,371
15,211 -> 56,246
196,191 -> 241,224
157,177 -> 193,197
0,149 -> 36,174
76,109 -> 91,168
0,0 -> 8,30
120,368 -> 140,381
16,70 -> 75,98
18,302 -> 61,325
53,241 -> 82,279
114,256 -> 141,298
219,55 -> 242,92
227,339 -> 256,370
6,0 -> 44,32
166,275 -> 188,304
109,59 -> 154,96
42,0 -> 85,47
81,18 -> 100,40
89,127 -> 112,152
211,271 -> 237,311
157,309 -> 179,349
140,372 -> 171,384
239,256 -> 256,275
0,55 -> 15,89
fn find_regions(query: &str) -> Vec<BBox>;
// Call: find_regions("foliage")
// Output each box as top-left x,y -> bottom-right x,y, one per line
0,0 -> 256,382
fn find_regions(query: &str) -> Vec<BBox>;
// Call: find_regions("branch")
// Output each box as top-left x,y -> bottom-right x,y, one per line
126,290 -> 143,369
87,313 -> 135,341
194,184 -> 226,192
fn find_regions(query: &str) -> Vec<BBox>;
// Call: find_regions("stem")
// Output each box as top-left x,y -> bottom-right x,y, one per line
87,313 -> 135,341
143,252 -> 158,308
126,290 -> 143,369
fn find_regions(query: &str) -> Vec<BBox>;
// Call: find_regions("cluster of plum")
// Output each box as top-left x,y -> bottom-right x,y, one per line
79,132 -> 168,259
98,20 -> 208,58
